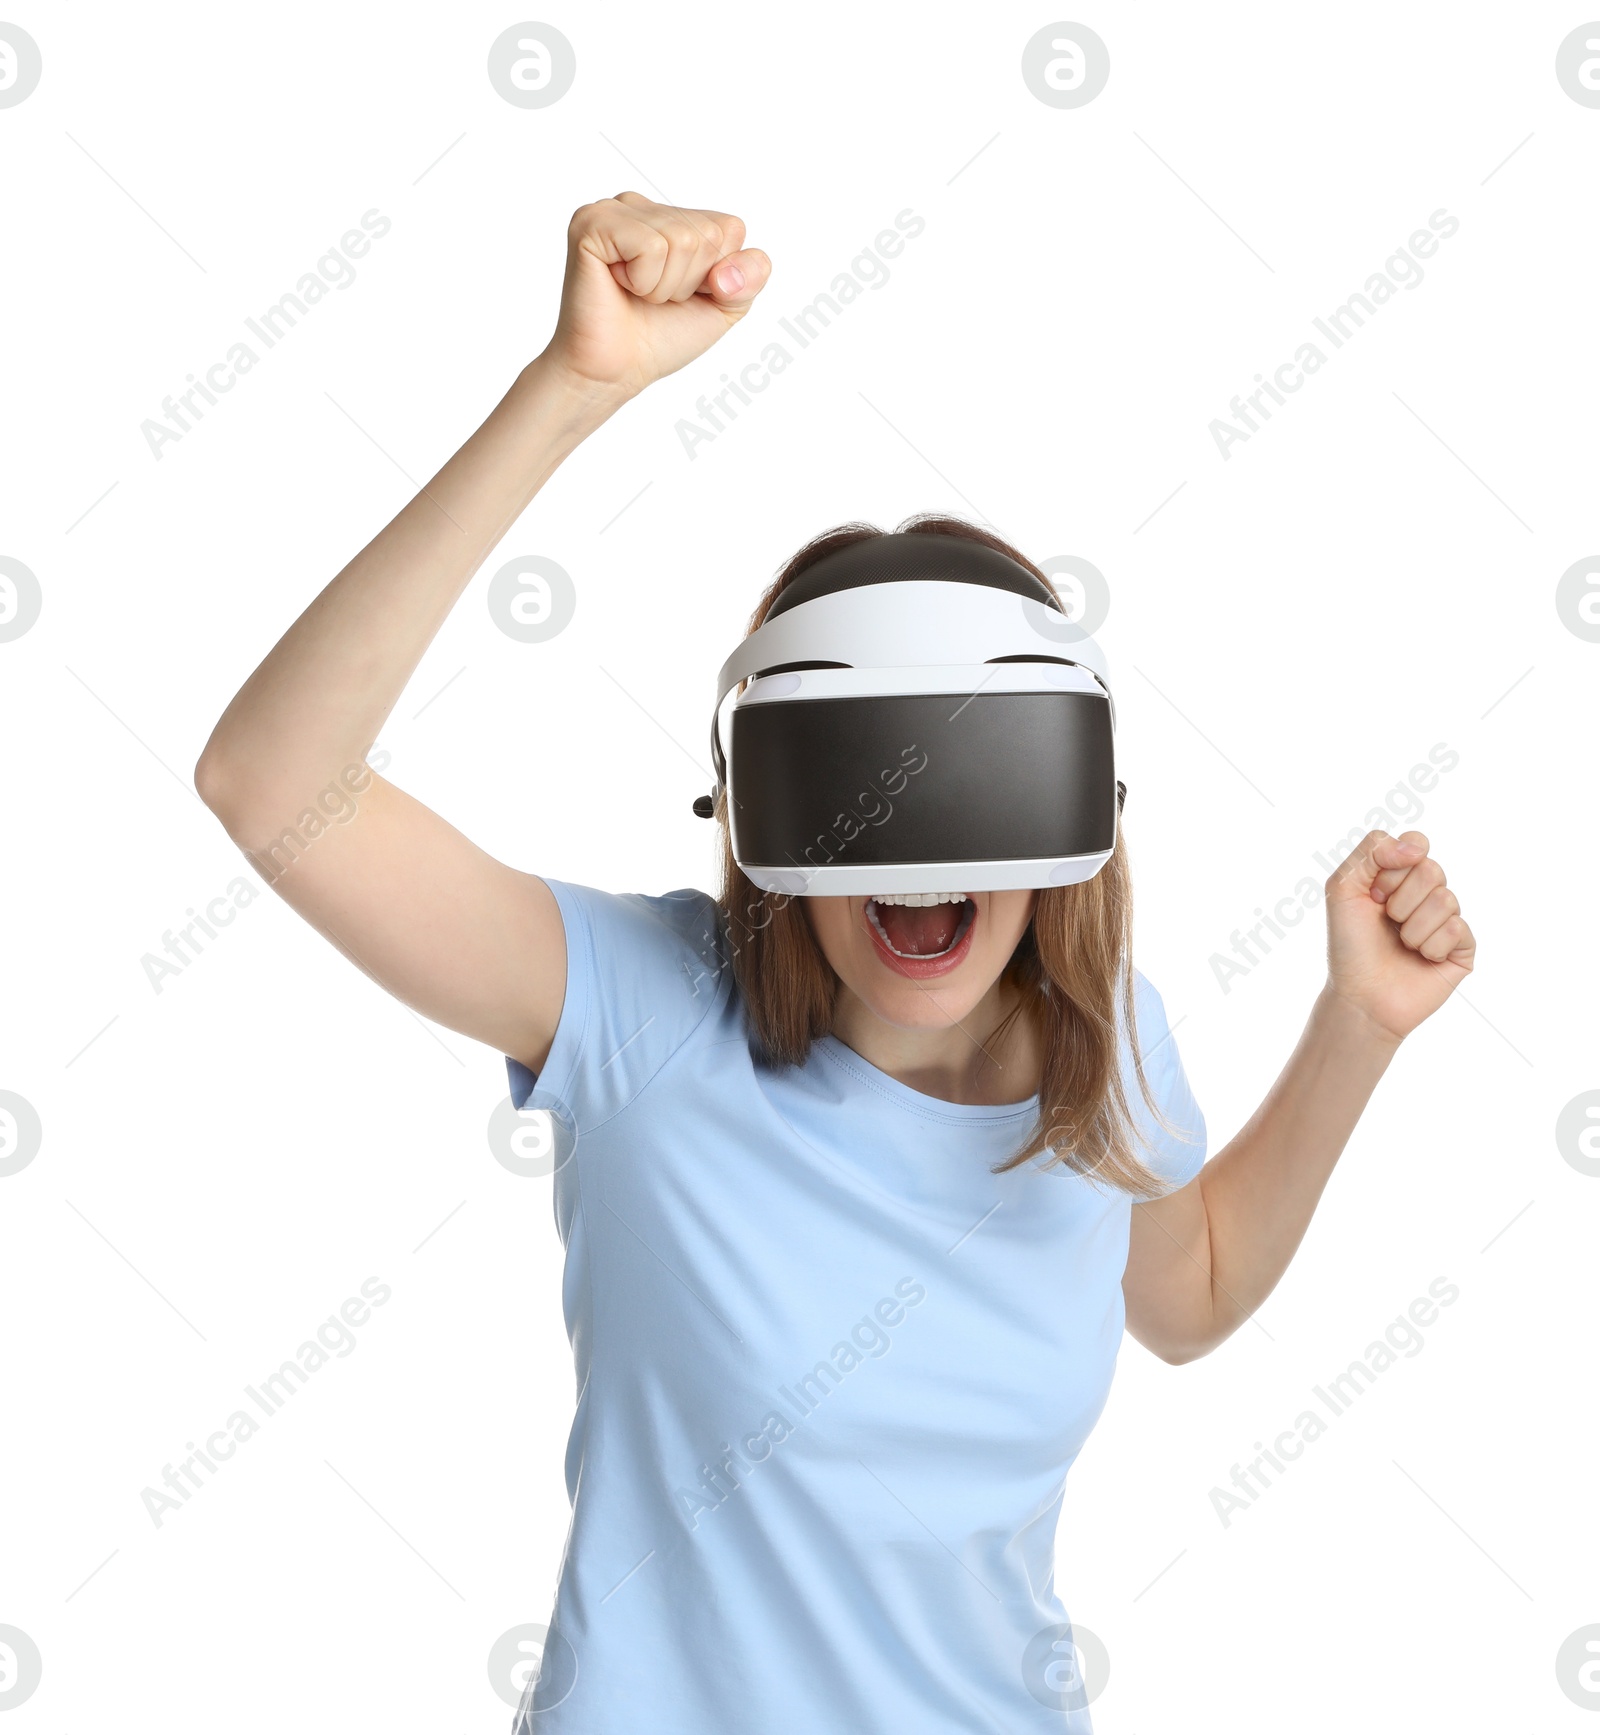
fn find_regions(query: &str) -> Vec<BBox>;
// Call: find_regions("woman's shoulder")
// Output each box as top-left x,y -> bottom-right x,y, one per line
543,877 -> 727,983
1121,963 -> 1207,1190
1127,963 -> 1167,1026
514,878 -> 735,1127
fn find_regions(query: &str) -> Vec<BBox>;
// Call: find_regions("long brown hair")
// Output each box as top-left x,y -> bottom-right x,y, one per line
714,512 -> 1178,1196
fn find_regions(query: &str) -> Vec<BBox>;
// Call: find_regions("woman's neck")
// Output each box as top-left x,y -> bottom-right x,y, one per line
827,978 -> 1043,1107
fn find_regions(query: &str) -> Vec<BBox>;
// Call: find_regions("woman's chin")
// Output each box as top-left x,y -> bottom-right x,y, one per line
850,966 -> 990,1029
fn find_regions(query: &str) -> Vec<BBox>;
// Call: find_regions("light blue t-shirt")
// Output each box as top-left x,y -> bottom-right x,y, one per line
505,879 -> 1205,1734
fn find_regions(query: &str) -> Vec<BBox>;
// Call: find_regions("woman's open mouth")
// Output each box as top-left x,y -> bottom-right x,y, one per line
862,893 -> 977,979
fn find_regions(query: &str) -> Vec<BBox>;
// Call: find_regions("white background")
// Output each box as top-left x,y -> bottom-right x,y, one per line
2,2 -> 1596,1729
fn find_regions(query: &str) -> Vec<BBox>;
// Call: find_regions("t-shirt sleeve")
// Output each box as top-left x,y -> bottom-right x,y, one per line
504,878 -> 727,1132
1124,968 -> 1207,1192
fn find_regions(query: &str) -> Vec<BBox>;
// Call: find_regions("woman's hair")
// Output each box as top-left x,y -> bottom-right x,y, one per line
713,511 -> 1177,1197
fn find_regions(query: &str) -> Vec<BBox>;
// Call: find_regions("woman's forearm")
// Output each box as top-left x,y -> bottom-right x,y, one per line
1196,986 -> 1401,1338
195,353 -> 625,824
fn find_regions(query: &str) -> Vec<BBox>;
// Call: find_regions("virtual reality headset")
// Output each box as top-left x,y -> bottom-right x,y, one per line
693,531 -> 1123,897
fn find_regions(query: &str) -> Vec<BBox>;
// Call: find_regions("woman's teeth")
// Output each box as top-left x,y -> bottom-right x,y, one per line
864,894 -> 975,959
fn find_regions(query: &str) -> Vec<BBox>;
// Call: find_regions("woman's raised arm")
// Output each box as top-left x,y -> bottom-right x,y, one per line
194,195 -> 770,1070
1123,829 -> 1476,1363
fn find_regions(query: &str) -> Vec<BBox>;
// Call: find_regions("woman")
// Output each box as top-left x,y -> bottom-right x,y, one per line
196,194 -> 1476,1731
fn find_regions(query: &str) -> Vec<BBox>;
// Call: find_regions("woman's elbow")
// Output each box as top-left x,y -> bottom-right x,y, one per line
1134,1313 -> 1231,1365
1153,1336 -> 1215,1366
194,741 -> 251,831
194,744 -> 229,813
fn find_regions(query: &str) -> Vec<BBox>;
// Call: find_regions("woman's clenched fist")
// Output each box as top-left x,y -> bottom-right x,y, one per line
542,192 -> 771,399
